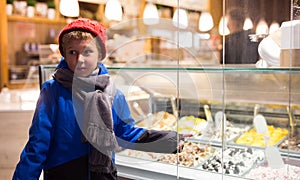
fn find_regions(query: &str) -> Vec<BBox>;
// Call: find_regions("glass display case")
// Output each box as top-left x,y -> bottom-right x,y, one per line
38,65 -> 300,179
108,66 -> 300,180
104,1 -> 300,179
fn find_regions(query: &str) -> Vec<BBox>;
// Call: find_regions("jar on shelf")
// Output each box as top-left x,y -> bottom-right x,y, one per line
26,0 -> 36,17
0,84 -> 11,103
47,0 -> 56,19
6,0 -> 14,15
13,0 -> 27,16
35,0 -> 47,17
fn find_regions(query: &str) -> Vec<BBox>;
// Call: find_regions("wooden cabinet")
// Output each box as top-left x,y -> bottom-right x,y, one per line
0,0 -> 67,89
0,1 -> 9,90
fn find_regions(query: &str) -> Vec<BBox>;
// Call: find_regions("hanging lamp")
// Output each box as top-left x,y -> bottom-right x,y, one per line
143,2 -> 159,25
243,1 -> 253,30
256,18 -> 269,35
59,0 -> 79,17
198,11 -> 214,32
243,17 -> 253,30
268,1 -> 280,34
172,8 -> 188,29
105,0 -> 123,21
269,21 -> 280,34
256,0 -> 268,34
218,16 -> 230,36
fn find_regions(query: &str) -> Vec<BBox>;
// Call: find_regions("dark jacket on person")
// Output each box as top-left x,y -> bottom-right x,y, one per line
221,29 -> 259,64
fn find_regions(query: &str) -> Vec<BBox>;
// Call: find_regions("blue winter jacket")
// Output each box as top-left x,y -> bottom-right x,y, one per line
13,59 -> 146,180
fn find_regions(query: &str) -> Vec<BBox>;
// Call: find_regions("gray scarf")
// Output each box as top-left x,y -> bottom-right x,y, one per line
53,68 -> 118,173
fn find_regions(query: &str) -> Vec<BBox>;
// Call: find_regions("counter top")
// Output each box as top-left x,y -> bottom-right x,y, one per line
0,88 -> 39,112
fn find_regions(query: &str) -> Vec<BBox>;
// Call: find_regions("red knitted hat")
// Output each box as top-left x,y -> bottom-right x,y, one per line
58,18 -> 107,59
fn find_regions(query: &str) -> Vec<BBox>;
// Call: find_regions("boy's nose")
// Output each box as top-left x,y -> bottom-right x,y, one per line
78,54 -> 85,62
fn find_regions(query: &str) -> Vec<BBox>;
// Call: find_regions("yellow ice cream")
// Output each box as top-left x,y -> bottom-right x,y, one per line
175,116 -> 206,135
235,125 -> 288,147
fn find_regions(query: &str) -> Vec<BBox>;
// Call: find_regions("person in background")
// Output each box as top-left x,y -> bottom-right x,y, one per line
257,2 -> 300,67
13,18 -> 190,180
220,8 -> 260,64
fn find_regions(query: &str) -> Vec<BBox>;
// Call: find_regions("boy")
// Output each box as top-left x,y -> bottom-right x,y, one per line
13,18 -> 187,180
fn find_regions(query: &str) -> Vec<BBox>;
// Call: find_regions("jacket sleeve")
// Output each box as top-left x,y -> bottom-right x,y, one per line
134,130 -> 181,153
13,84 -> 56,180
112,90 -> 145,149
112,90 -> 180,153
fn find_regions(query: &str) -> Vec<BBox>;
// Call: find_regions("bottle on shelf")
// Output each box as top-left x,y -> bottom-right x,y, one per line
0,84 -> 11,103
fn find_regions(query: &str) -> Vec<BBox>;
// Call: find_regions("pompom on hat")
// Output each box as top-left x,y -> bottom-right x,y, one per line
58,18 -> 107,59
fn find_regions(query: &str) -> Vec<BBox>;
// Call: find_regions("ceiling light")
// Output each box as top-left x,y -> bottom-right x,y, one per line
198,11 -> 214,32
172,8 -> 188,29
59,0 -> 79,17
143,2 -> 159,25
105,0 -> 123,21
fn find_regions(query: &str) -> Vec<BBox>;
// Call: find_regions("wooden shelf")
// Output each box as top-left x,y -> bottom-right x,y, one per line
7,15 -> 67,24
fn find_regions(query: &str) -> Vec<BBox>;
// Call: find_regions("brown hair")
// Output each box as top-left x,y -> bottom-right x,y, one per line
228,9 -> 246,27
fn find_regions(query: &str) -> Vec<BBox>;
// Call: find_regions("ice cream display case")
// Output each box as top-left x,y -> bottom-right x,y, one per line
38,64 -> 300,179
107,66 -> 300,180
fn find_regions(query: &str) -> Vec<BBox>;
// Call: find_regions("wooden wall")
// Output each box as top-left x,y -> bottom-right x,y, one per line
225,0 -> 290,26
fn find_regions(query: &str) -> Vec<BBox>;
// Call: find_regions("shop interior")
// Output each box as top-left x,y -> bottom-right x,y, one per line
0,0 -> 300,179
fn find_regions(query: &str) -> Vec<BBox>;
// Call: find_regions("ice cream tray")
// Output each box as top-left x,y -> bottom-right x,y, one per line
279,148 -> 300,158
277,136 -> 300,158
117,149 -> 165,161
229,126 -> 288,150
197,146 -> 266,177
187,123 -> 252,147
117,141 -> 219,169
156,141 -> 218,168
243,156 -> 300,179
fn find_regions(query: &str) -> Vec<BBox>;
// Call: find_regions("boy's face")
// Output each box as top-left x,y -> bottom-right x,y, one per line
65,38 -> 99,77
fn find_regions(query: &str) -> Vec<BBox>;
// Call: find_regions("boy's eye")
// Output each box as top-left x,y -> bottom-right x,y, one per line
69,50 -> 77,55
82,49 -> 93,56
